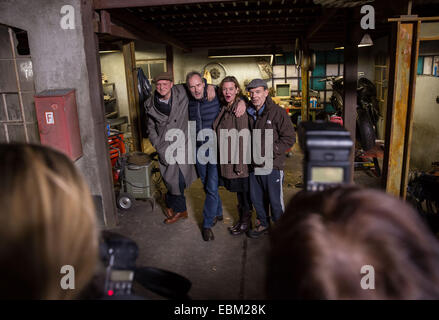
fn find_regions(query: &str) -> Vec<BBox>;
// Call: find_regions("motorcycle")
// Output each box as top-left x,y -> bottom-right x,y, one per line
317,75 -> 383,177
320,75 -> 381,151
407,164 -> 439,234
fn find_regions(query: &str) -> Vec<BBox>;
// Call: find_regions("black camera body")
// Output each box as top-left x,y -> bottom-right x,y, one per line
100,232 -> 138,297
98,231 -> 192,300
298,121 -> 353,192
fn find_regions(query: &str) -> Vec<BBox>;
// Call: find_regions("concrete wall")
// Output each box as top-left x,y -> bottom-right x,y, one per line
135,41 -> 166,60
100,52 -> 129,124
175,48 -> 266,87
0,0 -> 116,226
411,76 -> 439,171
410,39 -> 439,171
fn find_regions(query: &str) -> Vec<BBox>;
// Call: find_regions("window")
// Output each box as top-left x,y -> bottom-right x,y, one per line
417,55 -> 439,76
136,59 -> 166,83
0,25 -> 38,143
272,51 -> 344,111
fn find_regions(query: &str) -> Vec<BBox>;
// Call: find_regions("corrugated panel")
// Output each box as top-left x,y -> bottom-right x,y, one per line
313,0 -> 374,8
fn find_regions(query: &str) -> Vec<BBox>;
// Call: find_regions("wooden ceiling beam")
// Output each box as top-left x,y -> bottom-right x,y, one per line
175,30 -> 346,41
164,20 -> 317,29
94,0 -> 238,9
136,5 -> 319,18
184,34 -> 345,45
98,10 -> 138,40
305,8 -> 338,40
187,41 -> 296,47
184,37 -> 319,45
163,17 -> 345,29
109,9 -> 190,52
171,28 -> 302,35
179,33 -> 304,40
168,23 -> 307,31
146,14 -> 326,24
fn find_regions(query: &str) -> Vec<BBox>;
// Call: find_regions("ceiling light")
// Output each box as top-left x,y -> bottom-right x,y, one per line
334,34 -> 374,50
358,33 -> 373,47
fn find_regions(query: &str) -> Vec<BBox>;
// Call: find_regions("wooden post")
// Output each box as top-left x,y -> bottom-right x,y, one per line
382,20 -> 420,198
82,0 -> 118,227
301,45 -> 310,122
343,9 -> 360,182
166,45 -> 174,78
122,41 -> 141,151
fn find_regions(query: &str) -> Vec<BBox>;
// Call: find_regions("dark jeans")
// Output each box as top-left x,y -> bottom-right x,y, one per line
249,170 -> 285,227
166,169 -> 187,213
237,191 -> 252,213
196,161 -> 223,228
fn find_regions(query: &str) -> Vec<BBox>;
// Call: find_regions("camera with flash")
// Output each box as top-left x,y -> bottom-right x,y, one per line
298,121 -> 353,192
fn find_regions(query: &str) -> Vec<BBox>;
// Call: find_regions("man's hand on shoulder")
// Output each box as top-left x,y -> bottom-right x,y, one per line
234,98 -> 247,118
207,84 -> 216,101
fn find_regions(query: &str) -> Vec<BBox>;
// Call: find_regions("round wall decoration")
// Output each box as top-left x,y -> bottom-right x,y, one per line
203,62 -> 227,85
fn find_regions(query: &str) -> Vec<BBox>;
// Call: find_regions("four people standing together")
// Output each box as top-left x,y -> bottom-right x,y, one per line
146,71 -> 295,241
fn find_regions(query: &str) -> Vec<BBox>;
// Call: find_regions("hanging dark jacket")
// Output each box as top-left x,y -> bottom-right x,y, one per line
137,68 -> 152,138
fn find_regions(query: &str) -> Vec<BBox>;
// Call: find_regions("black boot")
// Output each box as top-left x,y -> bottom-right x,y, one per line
228,205 -> 242,233
230,210 -> 252,235
202,228 -> 214,241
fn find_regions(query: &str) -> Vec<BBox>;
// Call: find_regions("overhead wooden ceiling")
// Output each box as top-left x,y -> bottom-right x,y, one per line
94,0 -> 437,51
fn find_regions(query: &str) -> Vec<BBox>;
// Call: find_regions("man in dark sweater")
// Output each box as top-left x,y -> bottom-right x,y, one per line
186,71 -> 246,241
245,79 -> 296,239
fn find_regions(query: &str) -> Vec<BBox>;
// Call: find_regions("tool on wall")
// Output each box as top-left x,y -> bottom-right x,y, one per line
203,62 -> 227,85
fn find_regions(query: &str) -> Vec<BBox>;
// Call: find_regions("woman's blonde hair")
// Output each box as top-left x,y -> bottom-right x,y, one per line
218,76 -> 243,105
0,143 -> 99,299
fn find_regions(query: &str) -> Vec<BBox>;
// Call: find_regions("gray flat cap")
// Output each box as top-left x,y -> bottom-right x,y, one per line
246,78 -> 268,90
153,71 -> 173,83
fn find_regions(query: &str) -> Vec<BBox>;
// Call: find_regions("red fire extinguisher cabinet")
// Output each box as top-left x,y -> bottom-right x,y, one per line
34,89 -> 83,160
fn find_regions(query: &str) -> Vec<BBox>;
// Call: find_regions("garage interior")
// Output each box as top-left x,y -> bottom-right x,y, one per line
0,0 -> 438,299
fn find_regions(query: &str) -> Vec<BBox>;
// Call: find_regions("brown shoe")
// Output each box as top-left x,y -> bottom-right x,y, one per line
164,210 -> 188,224
164,207 -> 174,218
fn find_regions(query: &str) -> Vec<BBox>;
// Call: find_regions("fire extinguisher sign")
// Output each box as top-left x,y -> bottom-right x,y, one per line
45,112 -> 55,125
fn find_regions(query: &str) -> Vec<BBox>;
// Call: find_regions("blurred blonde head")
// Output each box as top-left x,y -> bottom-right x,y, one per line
268,185 -> 439,299
0,143 -> 99,299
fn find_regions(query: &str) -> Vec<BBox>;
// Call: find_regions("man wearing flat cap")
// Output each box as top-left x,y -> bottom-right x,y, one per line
145,71 -> 197,224
245,78 -> 296,238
